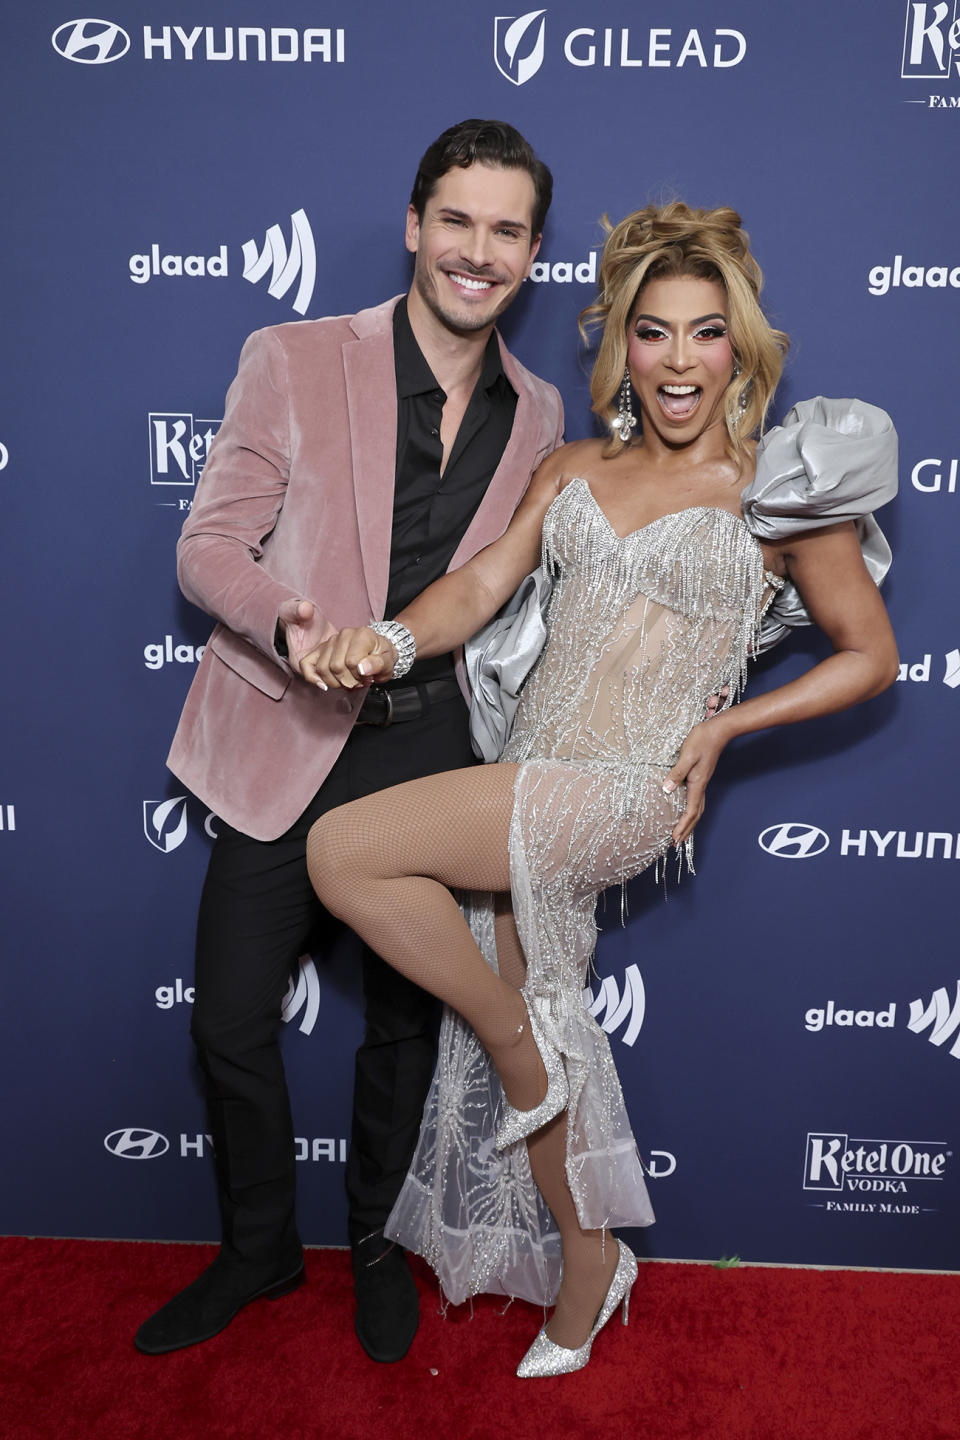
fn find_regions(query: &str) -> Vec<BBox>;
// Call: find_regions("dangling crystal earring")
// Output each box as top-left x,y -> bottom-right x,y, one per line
612,366 -> 637,443
730,363 -> 750,423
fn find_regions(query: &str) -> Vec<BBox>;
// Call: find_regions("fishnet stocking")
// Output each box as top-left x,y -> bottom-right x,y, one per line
307,763 -> 619,1348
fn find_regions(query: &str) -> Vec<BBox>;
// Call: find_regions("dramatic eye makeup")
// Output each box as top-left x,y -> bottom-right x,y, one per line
632,311 -> 728,343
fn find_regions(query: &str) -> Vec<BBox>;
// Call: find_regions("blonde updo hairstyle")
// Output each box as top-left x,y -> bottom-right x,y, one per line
581,202 -> 788,462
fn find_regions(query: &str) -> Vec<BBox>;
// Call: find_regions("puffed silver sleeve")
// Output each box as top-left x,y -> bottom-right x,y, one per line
741,397 -> 899,653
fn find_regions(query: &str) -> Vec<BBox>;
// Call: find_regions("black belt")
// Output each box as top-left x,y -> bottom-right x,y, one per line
354,676 -> 463,727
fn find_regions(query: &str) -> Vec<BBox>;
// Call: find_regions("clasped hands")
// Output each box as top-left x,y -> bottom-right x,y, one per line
279,600 -> 396,692
280,600 -> 728,843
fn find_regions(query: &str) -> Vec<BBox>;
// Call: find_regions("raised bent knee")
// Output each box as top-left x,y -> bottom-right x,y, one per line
306,810 -> 354,917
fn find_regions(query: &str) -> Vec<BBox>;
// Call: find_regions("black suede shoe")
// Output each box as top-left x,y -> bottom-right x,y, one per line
351,1239 -> 419,1363
134,1252 -> 305,1354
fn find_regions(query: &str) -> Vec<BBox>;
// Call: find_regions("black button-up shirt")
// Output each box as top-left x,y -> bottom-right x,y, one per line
385,296 -> 518,683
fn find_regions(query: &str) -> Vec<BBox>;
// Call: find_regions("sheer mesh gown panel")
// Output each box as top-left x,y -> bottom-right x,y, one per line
386,477 -> 777,1305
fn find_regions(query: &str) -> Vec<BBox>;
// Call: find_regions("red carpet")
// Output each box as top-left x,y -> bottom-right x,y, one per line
1,1237 -> 956,1440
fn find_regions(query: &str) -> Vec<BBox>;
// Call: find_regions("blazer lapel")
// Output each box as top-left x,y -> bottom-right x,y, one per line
343,299 -> 401,619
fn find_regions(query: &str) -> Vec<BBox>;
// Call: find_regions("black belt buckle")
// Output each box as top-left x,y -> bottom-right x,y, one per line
357,684 -> 394,727
376,686 -> 394,726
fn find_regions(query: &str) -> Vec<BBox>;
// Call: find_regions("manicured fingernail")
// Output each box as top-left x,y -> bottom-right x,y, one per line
358,661 -> 370,676
662,779 -> 677,794
316,679 -> 328,691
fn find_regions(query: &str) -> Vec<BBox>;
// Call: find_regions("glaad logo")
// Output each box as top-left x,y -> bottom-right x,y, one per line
282,955 -> 321,1036
143,636 -> 205,671
156,978 -> 194,1009
242,210 -> 316,316
52,19 -> 130,63
803,1132 -> 948,1213
143,797 -> 189,853
583,963 -> 645,1046
901,1 -> 960,79
494,9 -> 547,85
493,8 -> 746,84
53,22 -> 345,65
908,981 -> 960,1059
0,805 -> 16,833
895,650 -> 960,686
104,1128 -> 169,1158
867,257 -> 960,295
641,1151 -> 677,1178
529,251 -> 597,285
0,441 -> 9,469
130,212 -> 316,316
758,823 -> 830,859
804,1001 -> 896,1032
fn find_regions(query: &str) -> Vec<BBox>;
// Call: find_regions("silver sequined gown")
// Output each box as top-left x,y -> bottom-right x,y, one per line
384,400 -> 898,1307
386,479 -> 775,1304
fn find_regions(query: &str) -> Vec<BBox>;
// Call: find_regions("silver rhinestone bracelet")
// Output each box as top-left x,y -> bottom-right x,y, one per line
368,620 -> 416,679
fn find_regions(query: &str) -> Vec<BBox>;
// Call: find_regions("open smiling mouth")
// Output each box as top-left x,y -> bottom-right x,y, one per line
445,270 -> 495,295
657,383 -> 702,419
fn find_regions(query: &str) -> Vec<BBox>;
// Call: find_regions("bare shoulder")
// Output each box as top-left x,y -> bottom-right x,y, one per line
534,437 -> 607,488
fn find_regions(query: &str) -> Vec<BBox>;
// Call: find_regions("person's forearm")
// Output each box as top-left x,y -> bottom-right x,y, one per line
711,645 -> 898,746
393,561 -> 504,660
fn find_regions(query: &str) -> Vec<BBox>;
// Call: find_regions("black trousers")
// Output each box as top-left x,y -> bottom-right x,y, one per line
190,690 -> 477,1268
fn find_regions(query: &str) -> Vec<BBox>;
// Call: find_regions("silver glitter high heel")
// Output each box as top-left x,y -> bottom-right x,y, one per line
516,1239 -> 638,1378
494,991 -> 569,1150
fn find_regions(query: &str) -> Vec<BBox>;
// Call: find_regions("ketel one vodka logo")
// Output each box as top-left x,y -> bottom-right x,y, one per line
803,1132 -> 949,1196
902,1 -> 960,79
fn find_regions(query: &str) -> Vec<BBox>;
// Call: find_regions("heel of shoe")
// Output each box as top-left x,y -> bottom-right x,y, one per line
263,1265 -> 306,1301
621,1291 -> 630,1326
494,992 -> 568,1150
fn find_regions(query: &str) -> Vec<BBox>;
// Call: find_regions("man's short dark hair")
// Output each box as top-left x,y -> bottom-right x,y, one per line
410,118 -> 553,240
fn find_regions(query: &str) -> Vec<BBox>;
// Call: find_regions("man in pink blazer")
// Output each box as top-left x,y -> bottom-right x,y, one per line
136,120 -> 563,1361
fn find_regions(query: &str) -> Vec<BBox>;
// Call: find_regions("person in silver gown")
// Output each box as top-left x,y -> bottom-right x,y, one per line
297,203 -> 899,1376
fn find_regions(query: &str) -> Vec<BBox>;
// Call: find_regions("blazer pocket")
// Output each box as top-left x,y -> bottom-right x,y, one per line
209,625 -> 292,701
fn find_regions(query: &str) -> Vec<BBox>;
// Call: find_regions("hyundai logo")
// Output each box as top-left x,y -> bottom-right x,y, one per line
52,19 -> 131,64
104,1128 -> 169,1159
758,823 -> 830,859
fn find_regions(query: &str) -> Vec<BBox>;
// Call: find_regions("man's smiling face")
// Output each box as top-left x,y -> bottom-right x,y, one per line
405,161 -> 540,336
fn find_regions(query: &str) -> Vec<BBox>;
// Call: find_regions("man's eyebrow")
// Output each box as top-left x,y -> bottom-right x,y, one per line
435,206 -> 530,232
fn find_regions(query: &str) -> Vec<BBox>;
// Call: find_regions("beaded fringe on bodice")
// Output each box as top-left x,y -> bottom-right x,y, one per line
385,478 -> 776,1306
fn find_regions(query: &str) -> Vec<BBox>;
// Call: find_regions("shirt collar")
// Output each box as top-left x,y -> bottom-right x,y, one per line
394,294 -> 512,400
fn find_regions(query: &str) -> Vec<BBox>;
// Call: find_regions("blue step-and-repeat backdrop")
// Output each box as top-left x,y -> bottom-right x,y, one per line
2,2 -> 958,1273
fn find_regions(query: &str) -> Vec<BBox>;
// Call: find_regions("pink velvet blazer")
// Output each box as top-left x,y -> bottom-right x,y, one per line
167,297 -> 564,840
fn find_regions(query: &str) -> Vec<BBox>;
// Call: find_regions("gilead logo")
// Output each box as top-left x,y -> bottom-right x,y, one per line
493,9 -> 746,85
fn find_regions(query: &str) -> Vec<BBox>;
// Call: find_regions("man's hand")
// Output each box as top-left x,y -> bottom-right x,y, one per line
278,598 -> 337,680
300,627 -> 398,691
